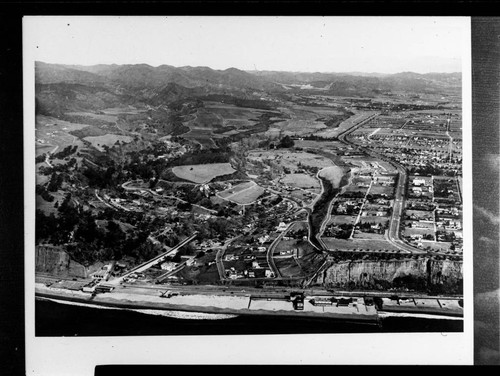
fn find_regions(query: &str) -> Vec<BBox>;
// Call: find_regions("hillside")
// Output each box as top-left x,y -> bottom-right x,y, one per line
35,62 -> 461,110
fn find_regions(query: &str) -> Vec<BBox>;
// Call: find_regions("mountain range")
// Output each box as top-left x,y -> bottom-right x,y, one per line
35,61 -> 461,115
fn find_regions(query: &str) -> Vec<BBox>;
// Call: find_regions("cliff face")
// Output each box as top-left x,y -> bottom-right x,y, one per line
35,245 -> 97,278
316,258 -> 463,294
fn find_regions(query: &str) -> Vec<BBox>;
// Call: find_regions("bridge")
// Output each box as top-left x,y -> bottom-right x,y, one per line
107,232 -> 198,285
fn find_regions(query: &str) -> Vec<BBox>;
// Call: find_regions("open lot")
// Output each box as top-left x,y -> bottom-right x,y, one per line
35,144 -> 56,157
343,185 -> 369,195
421,241 -> 455,252
172,163 -> 236,184
294,139 -> 346,150
35,115 -> 89,154
83,134 -> 133,152
217,181 -> 266,205
248,150 -> 334,171
218,181 -> 255,198
264,105 -> 334,137
66,111 -> 118,123
181,128 -> 218,149
404,227 -> 435,237
352,231 -> 386,240
369,185 -> 394,197
289,189 -> 317,203
321,237 -> 400,251
280,173 -> 320,189
192,102 -> 268,129
328,215 -> 357,225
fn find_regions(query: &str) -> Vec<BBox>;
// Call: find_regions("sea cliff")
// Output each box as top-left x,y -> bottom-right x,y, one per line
315,257 -> 463,294
36,244 -> 104,278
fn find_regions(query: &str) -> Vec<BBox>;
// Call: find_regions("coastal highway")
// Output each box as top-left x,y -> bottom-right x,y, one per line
36,272 -> 463,303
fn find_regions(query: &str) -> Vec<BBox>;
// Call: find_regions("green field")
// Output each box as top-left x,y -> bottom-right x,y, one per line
66,111 -> 118,123
84,134 -> 133,152
328,215 -> 357,225
263,105 -> 328,137
352,231 -> 386,240
218,181 -> 255,198
369,185 -> 394,196
35,144 -> 55,157
321,237 -> 400,251
191,102 -> 267,129
35,116 -> 89,154
404,228 -> 435,237
248,150 -> 334,170
172,163 -> 236,184
280,173 -> 320,189
218,181 -> 265,205
181,128 -> 218,149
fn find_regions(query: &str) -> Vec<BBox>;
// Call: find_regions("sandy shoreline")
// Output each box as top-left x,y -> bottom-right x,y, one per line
34,284 -> 381,323
34,282 -> 463,324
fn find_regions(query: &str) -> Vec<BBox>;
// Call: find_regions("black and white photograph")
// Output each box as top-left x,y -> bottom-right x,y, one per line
21,15 -> 478,372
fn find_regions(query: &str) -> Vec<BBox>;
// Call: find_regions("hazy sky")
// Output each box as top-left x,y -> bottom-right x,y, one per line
24,16 -> 468,73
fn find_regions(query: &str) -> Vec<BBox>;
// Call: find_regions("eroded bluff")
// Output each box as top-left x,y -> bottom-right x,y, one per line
36,245 -> 103,279
314,257 -> 463,294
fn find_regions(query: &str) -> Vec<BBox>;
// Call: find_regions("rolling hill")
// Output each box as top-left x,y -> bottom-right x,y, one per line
34,61 -> 461,116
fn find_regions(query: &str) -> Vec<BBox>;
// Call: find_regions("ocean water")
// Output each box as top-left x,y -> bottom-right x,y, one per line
35,298 -> 463,337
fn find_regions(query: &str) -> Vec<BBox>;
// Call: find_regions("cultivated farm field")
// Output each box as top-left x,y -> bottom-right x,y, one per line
192,102 -> 268,128
181,128 -> 218,149
314,111 -> 376,139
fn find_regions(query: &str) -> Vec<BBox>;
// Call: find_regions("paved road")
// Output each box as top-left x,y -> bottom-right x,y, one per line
266,222 -> 297,278
445,117 -> 454,163
44,144 -> 59,168
349,179 -> 374,239
36,272 -> 463,302
215,235 -> 243,281
337,114 -> 423,254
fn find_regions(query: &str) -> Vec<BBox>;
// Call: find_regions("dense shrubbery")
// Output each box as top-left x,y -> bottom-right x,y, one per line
36,185 -> 54,202
53,145 -> 78,159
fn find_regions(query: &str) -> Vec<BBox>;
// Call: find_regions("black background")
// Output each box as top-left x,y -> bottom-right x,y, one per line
1,1 -> 500,374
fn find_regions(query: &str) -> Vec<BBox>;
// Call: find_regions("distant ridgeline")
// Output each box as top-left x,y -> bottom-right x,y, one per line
35,62 -> 461,117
